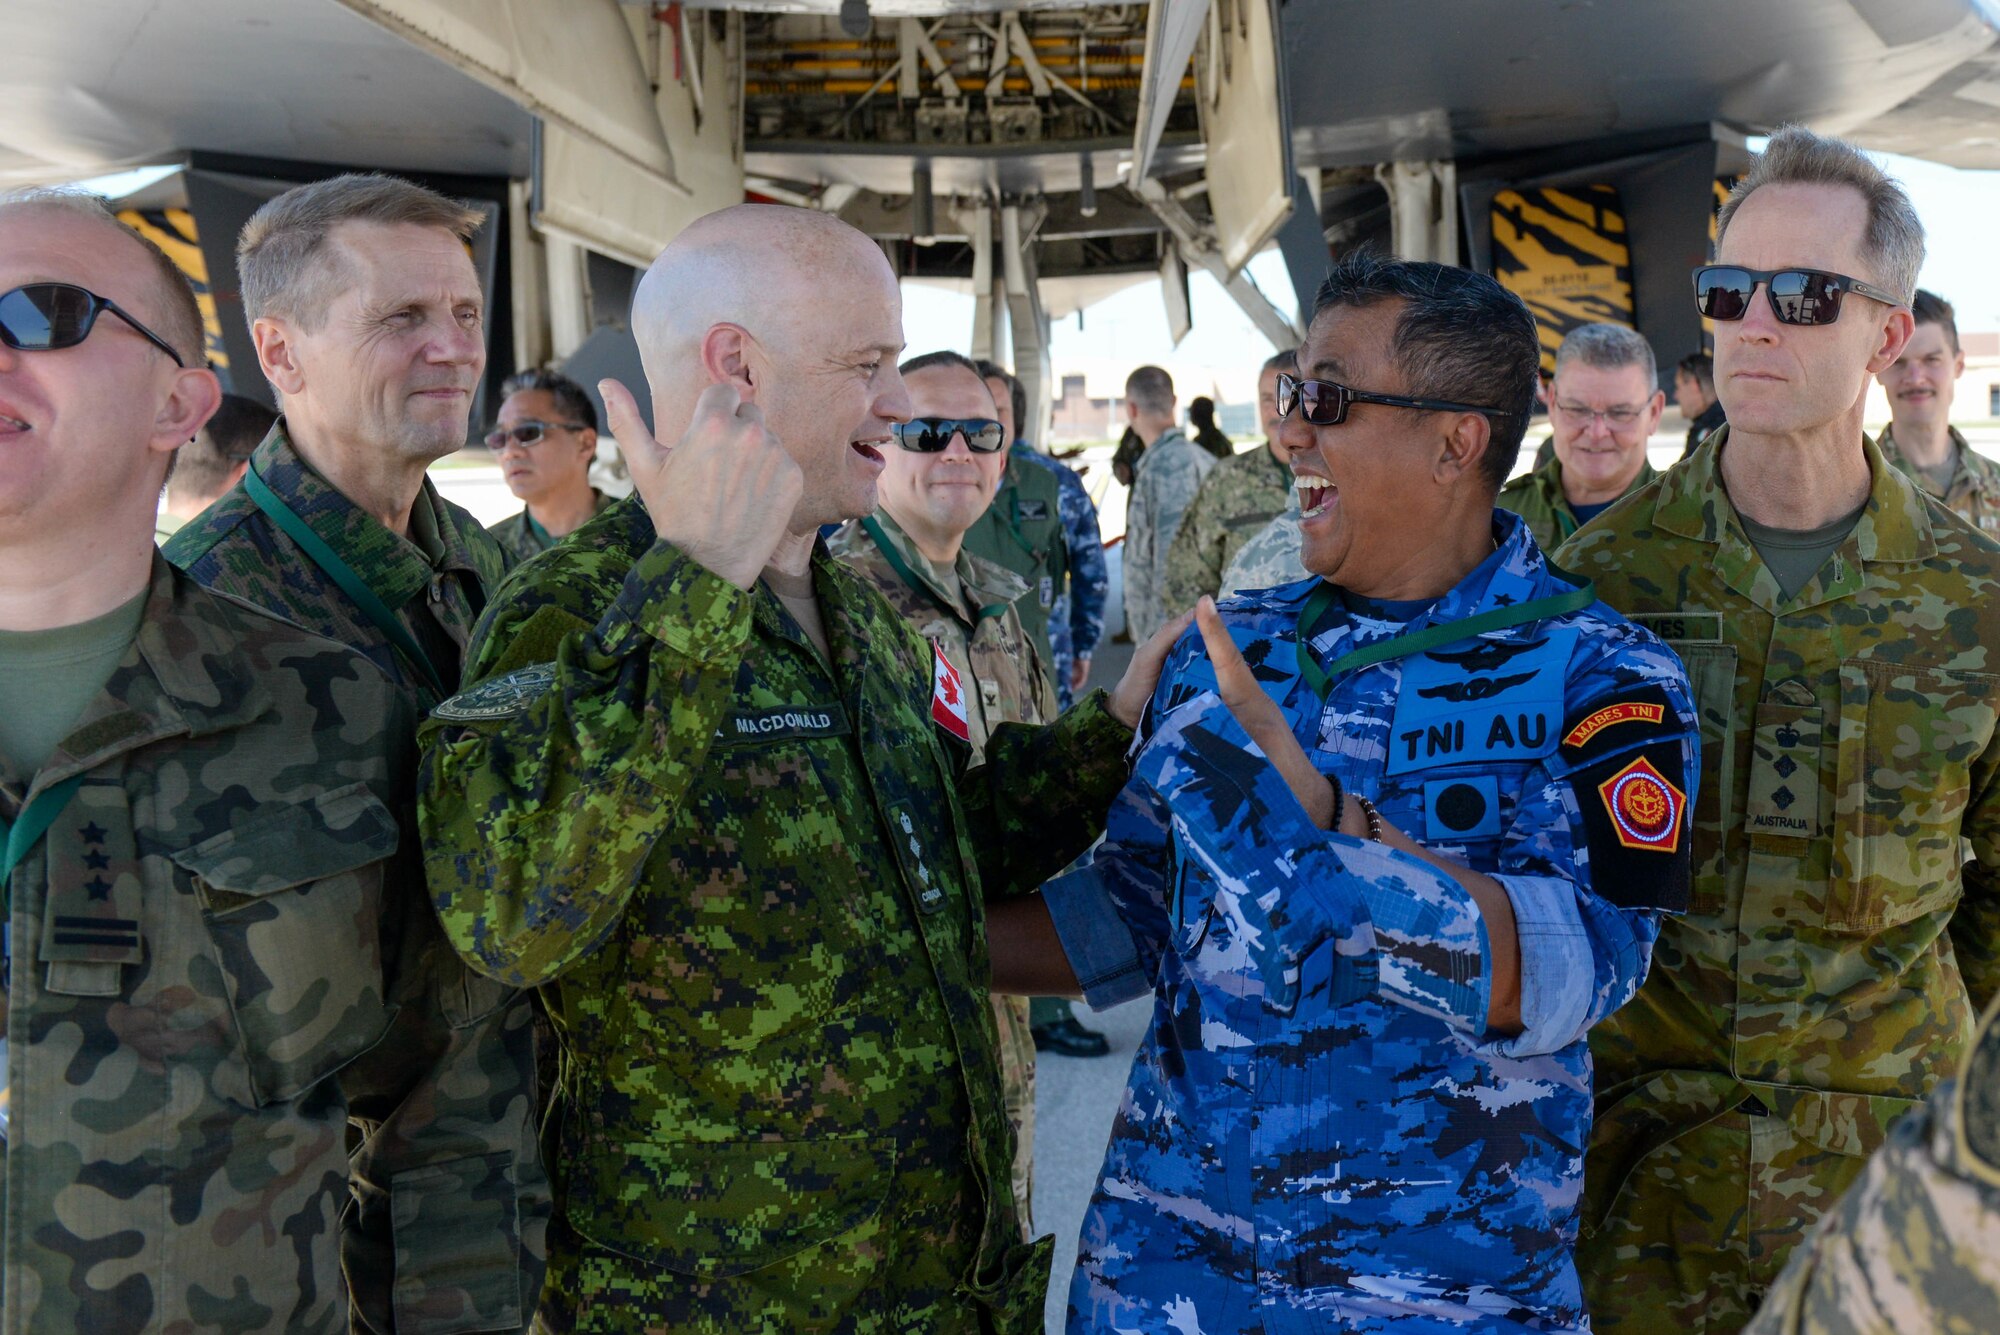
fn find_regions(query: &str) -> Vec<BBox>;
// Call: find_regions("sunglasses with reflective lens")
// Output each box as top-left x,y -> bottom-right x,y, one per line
484,420 -> 587,449
0,282 -> 188,367
891,417 -> 1007,453
1275,372 -> 1510,427
1692,265 -> 1903,326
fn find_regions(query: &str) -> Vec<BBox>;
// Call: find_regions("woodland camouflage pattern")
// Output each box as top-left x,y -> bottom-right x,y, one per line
164,420 -> 508,710
829,509 -> 1059,1229
1122,427 -> 1215,640
0,556 -> 544,1334
1559,429 -> 2000,1334
487,489 -> 614,565
1164,443 -> 1293,610
1053,512 -> 1697,1333
1746,992 -> 2000,1335
1497,454 -> 1658,552
963,447 -> 1067,670
417,495 -> 1133,1333
1876,424 -> 2000,540
1217,496 -> 1306,599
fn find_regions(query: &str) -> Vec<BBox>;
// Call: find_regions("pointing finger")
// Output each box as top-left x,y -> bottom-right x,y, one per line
599,378 -> 663,468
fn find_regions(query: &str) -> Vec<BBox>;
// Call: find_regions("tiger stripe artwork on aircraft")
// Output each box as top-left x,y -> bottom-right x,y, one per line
116,207 -> 229,370
1699,175 -> 1741,354
1490,184 -> 1636,375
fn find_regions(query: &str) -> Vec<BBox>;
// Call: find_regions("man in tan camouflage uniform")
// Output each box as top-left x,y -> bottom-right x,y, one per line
1498,322 -> 1661,551
829,349 -> 1055,1233
1164,348 -> 1296,608
1875,288 -> 2000,539
1562,126 -> 2000,1334
1121,364 -> 1214,639
0,191 -> 541,1330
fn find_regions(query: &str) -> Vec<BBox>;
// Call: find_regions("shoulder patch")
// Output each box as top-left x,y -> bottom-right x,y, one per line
1573,741 -> 1692,912
1560,684 -> 1675,764
930,642 -> 970,742
432,663 -> 558,722
1960,999 -> 2000,1187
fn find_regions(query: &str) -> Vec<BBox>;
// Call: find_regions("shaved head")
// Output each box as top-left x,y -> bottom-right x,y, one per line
632,204 -> 911,530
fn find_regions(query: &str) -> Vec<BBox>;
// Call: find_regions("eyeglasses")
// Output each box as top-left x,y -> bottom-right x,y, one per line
1692,265 -> 1903,327
1554,401 -> 1649,427
1275,371 -> 1511,427
891,417 -> 1007,453
484,420 -> 587,450
0,282 -> 188,368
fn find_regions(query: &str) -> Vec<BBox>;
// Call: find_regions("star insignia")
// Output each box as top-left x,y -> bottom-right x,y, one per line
82,850 -> 111,870
80,822 -> 108,844
84,876 -> 113,902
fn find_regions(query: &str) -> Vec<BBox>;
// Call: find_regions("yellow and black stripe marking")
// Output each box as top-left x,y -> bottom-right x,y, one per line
1491,185 -> 1635,375
117,208 -> 228,371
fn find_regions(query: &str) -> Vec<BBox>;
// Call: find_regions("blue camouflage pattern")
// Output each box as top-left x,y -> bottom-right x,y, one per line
1018,443 -> 1108,706
1053,510 -> 1698,1333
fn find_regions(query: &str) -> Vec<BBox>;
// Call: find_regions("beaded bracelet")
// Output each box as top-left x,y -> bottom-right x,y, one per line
1354,795 -> 1384,843
1325,771 -> 1346,833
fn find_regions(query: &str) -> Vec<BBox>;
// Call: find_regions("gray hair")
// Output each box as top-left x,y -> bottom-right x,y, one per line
1262,348 -> 1298,376
0,187 -> 206,364
1716,124 -> 1923,304
237,173 -> 483,329
1554,322 -> 1657,388
1125,365 -> 1175,415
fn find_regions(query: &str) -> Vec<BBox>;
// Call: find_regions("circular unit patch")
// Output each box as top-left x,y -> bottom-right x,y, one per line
433,663 -> 558,722
1433,782 -> 1489,834
1596,755 -> 1685,853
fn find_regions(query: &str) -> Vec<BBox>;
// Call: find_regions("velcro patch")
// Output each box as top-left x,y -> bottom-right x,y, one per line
1017,499 -> 1051,522
433,663 -> 557,722
1628,611 -> 1723,644
1560,685 -> 1675,764
1424,775 -> 1502,842
931,642 -> 970,742
1598,755 -> 1685,853
1574,742 -> 1692,912
717,706 -> 848,743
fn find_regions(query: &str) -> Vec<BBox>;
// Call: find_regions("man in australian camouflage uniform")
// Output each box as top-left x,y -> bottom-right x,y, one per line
0,191 -> 541,1331
1562,127 -> 2000,1334
1122,364 -> 1215,640
1498,323 -> 1661,551
417,205 -> 1181,1334
1164,348 -> 1296,608
1042,251 -> 1696,1333
828,349 -> 1058,1233
1745,991 -> 2000,1335
165,173 -> 509,710
1874,288 -> 2000,539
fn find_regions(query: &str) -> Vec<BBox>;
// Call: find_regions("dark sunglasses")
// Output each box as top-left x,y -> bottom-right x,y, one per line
1275,371 -> 1511,427
1692,265 -> 1903,326
891,417 -> 1007,453
484,420 -> 587,449
0,282 -> 188,368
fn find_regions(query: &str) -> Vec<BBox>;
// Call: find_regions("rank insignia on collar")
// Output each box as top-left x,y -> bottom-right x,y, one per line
930,641 -> 970,742
1598,754 -> 1685,853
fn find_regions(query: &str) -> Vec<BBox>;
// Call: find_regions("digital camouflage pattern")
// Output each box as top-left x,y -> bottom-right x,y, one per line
1217,495 -> 1306,599
0,556 -> 544,1334
1746,992 -> 2000,1335
1016,444 -> 1107,708
1122,427 -> 1215,641
1876,424 -> 2000,540
828,509 -> 1060,1229
963,446 -> 1067,672
487,488 -> 615,565
1497,453 -> 1658,552
1052,512 -> 1697,1333
417,495 -> 1134,1333
164,419 -> 509,710
1558,429 -> 2000,1334
1163,442 -> 1293,610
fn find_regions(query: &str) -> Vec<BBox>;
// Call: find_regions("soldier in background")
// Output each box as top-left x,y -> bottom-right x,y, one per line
153,391 -> 274,541
829,349 -> 1056,1232
1121,364 -> 1214,640
1185,394 -> 1234,459
1166,348 -> 1297,607
1564,125 -> 2000,1334
486,367 -> 613,563
1676,351 -> 1727,458
1217,496 -> 1307,599
1745,992 -> 2000,1335
961,372 -> 1067,692
0,190 -> 541,1330
1874,288 -> 2000,536
1498,322 -> 1662,550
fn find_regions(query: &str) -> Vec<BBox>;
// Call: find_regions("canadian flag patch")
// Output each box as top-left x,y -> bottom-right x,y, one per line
930,642 -> 970,742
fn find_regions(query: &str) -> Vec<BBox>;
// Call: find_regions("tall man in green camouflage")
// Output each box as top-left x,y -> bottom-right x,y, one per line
165,173 -> 508,708
1164,348 -> 1296,608
0,190 -> 542,1331
1498,322 -> 1661,550
1875,288 -> 2000,539
828,349 -> 1057,1234
1746,990 -> 2000,1335
417,204 -> 1182,1334
1561,125 -> 2000,1334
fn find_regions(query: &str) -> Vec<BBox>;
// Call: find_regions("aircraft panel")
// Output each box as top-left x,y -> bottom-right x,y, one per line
1490,185 -> 1636,376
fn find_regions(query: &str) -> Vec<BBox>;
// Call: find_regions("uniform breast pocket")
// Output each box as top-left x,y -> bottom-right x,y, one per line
1673,643 -> 1740,915
1828,659 -> 2000,932
171,782 -> 400,1106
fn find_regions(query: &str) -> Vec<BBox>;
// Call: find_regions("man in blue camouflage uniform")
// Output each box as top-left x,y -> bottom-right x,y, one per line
978,361 -> 1108,708
1042,252 -> 1699,1333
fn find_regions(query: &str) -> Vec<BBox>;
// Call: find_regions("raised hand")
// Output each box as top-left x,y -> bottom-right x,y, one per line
600,378 -> 805,591
1192,596 -> 1341,831
1107,607 -> 1196,729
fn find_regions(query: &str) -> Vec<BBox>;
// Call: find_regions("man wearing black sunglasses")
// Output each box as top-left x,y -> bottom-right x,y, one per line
1563,125 -> 2000,1335
485,367 -> 612,563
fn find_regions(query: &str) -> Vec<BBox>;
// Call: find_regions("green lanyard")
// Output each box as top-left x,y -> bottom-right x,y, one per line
861,517 -> 1007,626
243,465 -> 448,701
1293,575 -> 1596,701
0,776 -> 85,913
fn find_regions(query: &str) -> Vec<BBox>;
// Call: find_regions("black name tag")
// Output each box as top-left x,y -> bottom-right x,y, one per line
720,706 -> 849,741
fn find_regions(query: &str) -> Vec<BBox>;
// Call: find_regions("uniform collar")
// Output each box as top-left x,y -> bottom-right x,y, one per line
1531,452 -> 1657,513
864,510 -> 1029,626
1134,427 -> 1193,478
250,419 -> 490,611
1879,423 -> 2000,503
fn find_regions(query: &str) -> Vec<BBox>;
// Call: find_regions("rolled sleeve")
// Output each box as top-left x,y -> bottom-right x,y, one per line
1484,874 -> 1596,1058
1041,869 -> 1151,1010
